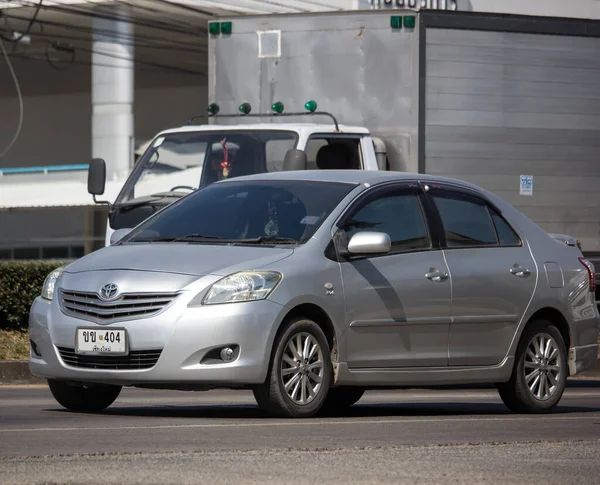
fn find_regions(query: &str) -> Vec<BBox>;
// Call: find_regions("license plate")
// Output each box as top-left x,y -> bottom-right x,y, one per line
75,328 -> 127,355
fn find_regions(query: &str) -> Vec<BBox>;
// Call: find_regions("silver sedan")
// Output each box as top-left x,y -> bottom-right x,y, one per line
29,170 -> 599,417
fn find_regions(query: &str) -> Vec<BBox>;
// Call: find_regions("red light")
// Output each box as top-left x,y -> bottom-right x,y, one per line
578,257 -> 596,293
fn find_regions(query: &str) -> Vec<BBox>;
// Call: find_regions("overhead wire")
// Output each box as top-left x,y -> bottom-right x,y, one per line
9,49 -> 202,74
0,39 -> 24,159
11,0 -> 210,36
0,0 -> 41,159
0,0 -> 42,42
145,0 -> 217,17
0,12 -> 208,48
0,27 -> 206,53
1,0 -> 208,74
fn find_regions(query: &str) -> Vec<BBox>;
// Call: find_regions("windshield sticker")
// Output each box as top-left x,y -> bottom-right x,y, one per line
153,137 -> 165,148
300,215 -> 321,225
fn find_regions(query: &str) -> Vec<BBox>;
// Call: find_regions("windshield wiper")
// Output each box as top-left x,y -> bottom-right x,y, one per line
131,233 -> 226,243
172,233 -> 225,242
116,192 -> 186,212
235,236 -> 299,245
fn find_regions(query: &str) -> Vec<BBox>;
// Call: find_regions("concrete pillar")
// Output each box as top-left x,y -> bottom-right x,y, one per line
91,7 -> 134,182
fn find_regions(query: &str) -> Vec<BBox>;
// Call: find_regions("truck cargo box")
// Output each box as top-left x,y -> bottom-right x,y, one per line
208,9 -> 600,256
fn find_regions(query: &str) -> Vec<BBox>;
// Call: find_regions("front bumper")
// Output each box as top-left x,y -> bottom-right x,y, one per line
28,295 -> 287,387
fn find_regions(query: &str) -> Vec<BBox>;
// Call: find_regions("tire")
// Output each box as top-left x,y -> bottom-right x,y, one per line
496,320 -> 568,414
319,386 -> 365,415
48,379 -> 122,412
253,317 -> 332,418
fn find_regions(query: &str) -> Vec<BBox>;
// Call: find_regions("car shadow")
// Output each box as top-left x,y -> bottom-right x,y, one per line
44,400 -> 600,420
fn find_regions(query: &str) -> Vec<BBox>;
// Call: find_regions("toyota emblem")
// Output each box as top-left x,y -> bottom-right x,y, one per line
99,283 -> 119,301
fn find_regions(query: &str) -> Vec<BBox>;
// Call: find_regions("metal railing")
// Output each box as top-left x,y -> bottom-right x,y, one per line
0,164 -> 89,176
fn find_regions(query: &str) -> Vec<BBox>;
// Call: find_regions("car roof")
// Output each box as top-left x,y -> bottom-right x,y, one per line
219,169 -> 483,192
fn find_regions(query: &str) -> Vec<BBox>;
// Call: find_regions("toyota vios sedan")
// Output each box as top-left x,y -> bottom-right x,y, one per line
29,170 -> 599,418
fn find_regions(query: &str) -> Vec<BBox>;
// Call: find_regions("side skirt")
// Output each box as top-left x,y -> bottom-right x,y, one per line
335,357 -> 515,387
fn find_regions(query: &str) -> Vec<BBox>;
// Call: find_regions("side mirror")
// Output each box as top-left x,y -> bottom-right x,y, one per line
110,228 -> 132,245
88,158 -> 107,195
347,231 -> 391,255
282,149 -> 307,171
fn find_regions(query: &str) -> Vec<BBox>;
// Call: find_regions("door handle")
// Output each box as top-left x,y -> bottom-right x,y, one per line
425,270 -> 448,282
510,266 -> 531,277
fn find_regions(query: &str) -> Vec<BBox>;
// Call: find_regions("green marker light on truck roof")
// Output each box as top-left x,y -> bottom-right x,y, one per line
403,16 -> 415,29
207,103 -> 220,116
271,101 -> 284,114
238,102 -> 252,115
304,100 -> 317,113
221,22 -> 232,35
209,22 -> 220,35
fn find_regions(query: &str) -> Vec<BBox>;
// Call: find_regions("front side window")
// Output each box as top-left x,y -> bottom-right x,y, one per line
431,192 -> 498,248
342,192 -> 431,252
115,130 -> 298,205
123,180 -> 356,245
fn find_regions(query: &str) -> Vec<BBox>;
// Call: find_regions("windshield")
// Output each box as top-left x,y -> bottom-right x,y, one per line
114,130 -> 299,206
122,180 -> 357,245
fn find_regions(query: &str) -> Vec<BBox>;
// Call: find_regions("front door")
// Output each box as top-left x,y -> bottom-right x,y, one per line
336,183 -> 452,368
426,184 -> 537,367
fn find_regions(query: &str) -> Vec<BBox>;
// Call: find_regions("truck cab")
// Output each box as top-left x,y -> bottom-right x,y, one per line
87,107 -> 385,245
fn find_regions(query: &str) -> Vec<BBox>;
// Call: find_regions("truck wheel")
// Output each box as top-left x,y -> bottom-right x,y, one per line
496,320 -> 567,413
48,379 -> 122,412
319,386 -> 365,414
253,317 -> 332,418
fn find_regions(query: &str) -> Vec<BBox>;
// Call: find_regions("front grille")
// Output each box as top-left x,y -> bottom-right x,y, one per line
57,346 -> 162,370
59,289 -> 179,322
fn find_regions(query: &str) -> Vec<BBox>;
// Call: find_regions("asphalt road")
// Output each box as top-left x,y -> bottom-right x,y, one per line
1,382 -> 600,485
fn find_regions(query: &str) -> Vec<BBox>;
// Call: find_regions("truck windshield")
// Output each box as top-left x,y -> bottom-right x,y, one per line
114,129 -> 298,206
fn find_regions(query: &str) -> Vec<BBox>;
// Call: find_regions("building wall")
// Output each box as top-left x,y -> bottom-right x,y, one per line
0,56 -> 207,171
0,55 -> 206,257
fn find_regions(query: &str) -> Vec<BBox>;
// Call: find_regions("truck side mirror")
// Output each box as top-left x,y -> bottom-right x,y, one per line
88,158 -> 107,195
282,149 -> 307,171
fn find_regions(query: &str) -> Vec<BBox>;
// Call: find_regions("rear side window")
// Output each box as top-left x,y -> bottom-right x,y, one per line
432,194 -> 498,248
343,193 -> 431,252
491,211 -> 521,246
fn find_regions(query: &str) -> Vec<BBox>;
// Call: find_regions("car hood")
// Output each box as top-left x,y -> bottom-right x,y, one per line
64,243 -> 295,277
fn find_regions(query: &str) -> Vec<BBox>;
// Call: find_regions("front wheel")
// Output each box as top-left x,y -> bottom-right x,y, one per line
496,320 -> 567,413
253,317 -> 332,418
48,379 -> 122,412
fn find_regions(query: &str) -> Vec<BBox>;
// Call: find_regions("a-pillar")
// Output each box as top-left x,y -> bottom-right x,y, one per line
91,7 -> 134,182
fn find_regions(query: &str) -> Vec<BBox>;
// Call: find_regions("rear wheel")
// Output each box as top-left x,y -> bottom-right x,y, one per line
497,320 -> 567,413
253,317 -> 332,418
48,379 -> 122,412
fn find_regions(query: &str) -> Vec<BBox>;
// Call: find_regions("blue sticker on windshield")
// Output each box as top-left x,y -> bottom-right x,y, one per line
300,215 -> 320,225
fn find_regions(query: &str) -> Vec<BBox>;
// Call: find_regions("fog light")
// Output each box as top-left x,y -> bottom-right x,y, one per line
220,347 -> 235,362
30,339 -> 42,358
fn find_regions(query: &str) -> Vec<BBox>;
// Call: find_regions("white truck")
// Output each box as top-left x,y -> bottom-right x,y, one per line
87,7 -> 600,277
88,110 -> 387,245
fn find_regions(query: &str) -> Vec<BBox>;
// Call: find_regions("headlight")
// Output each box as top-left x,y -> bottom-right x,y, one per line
41,267 -> 64,301
198,271 -> 282,305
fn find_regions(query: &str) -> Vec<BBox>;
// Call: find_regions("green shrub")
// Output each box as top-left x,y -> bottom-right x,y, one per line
0,261 -> 69,331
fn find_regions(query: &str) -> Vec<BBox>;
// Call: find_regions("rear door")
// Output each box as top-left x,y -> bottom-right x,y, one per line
424,182 -> 537,367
